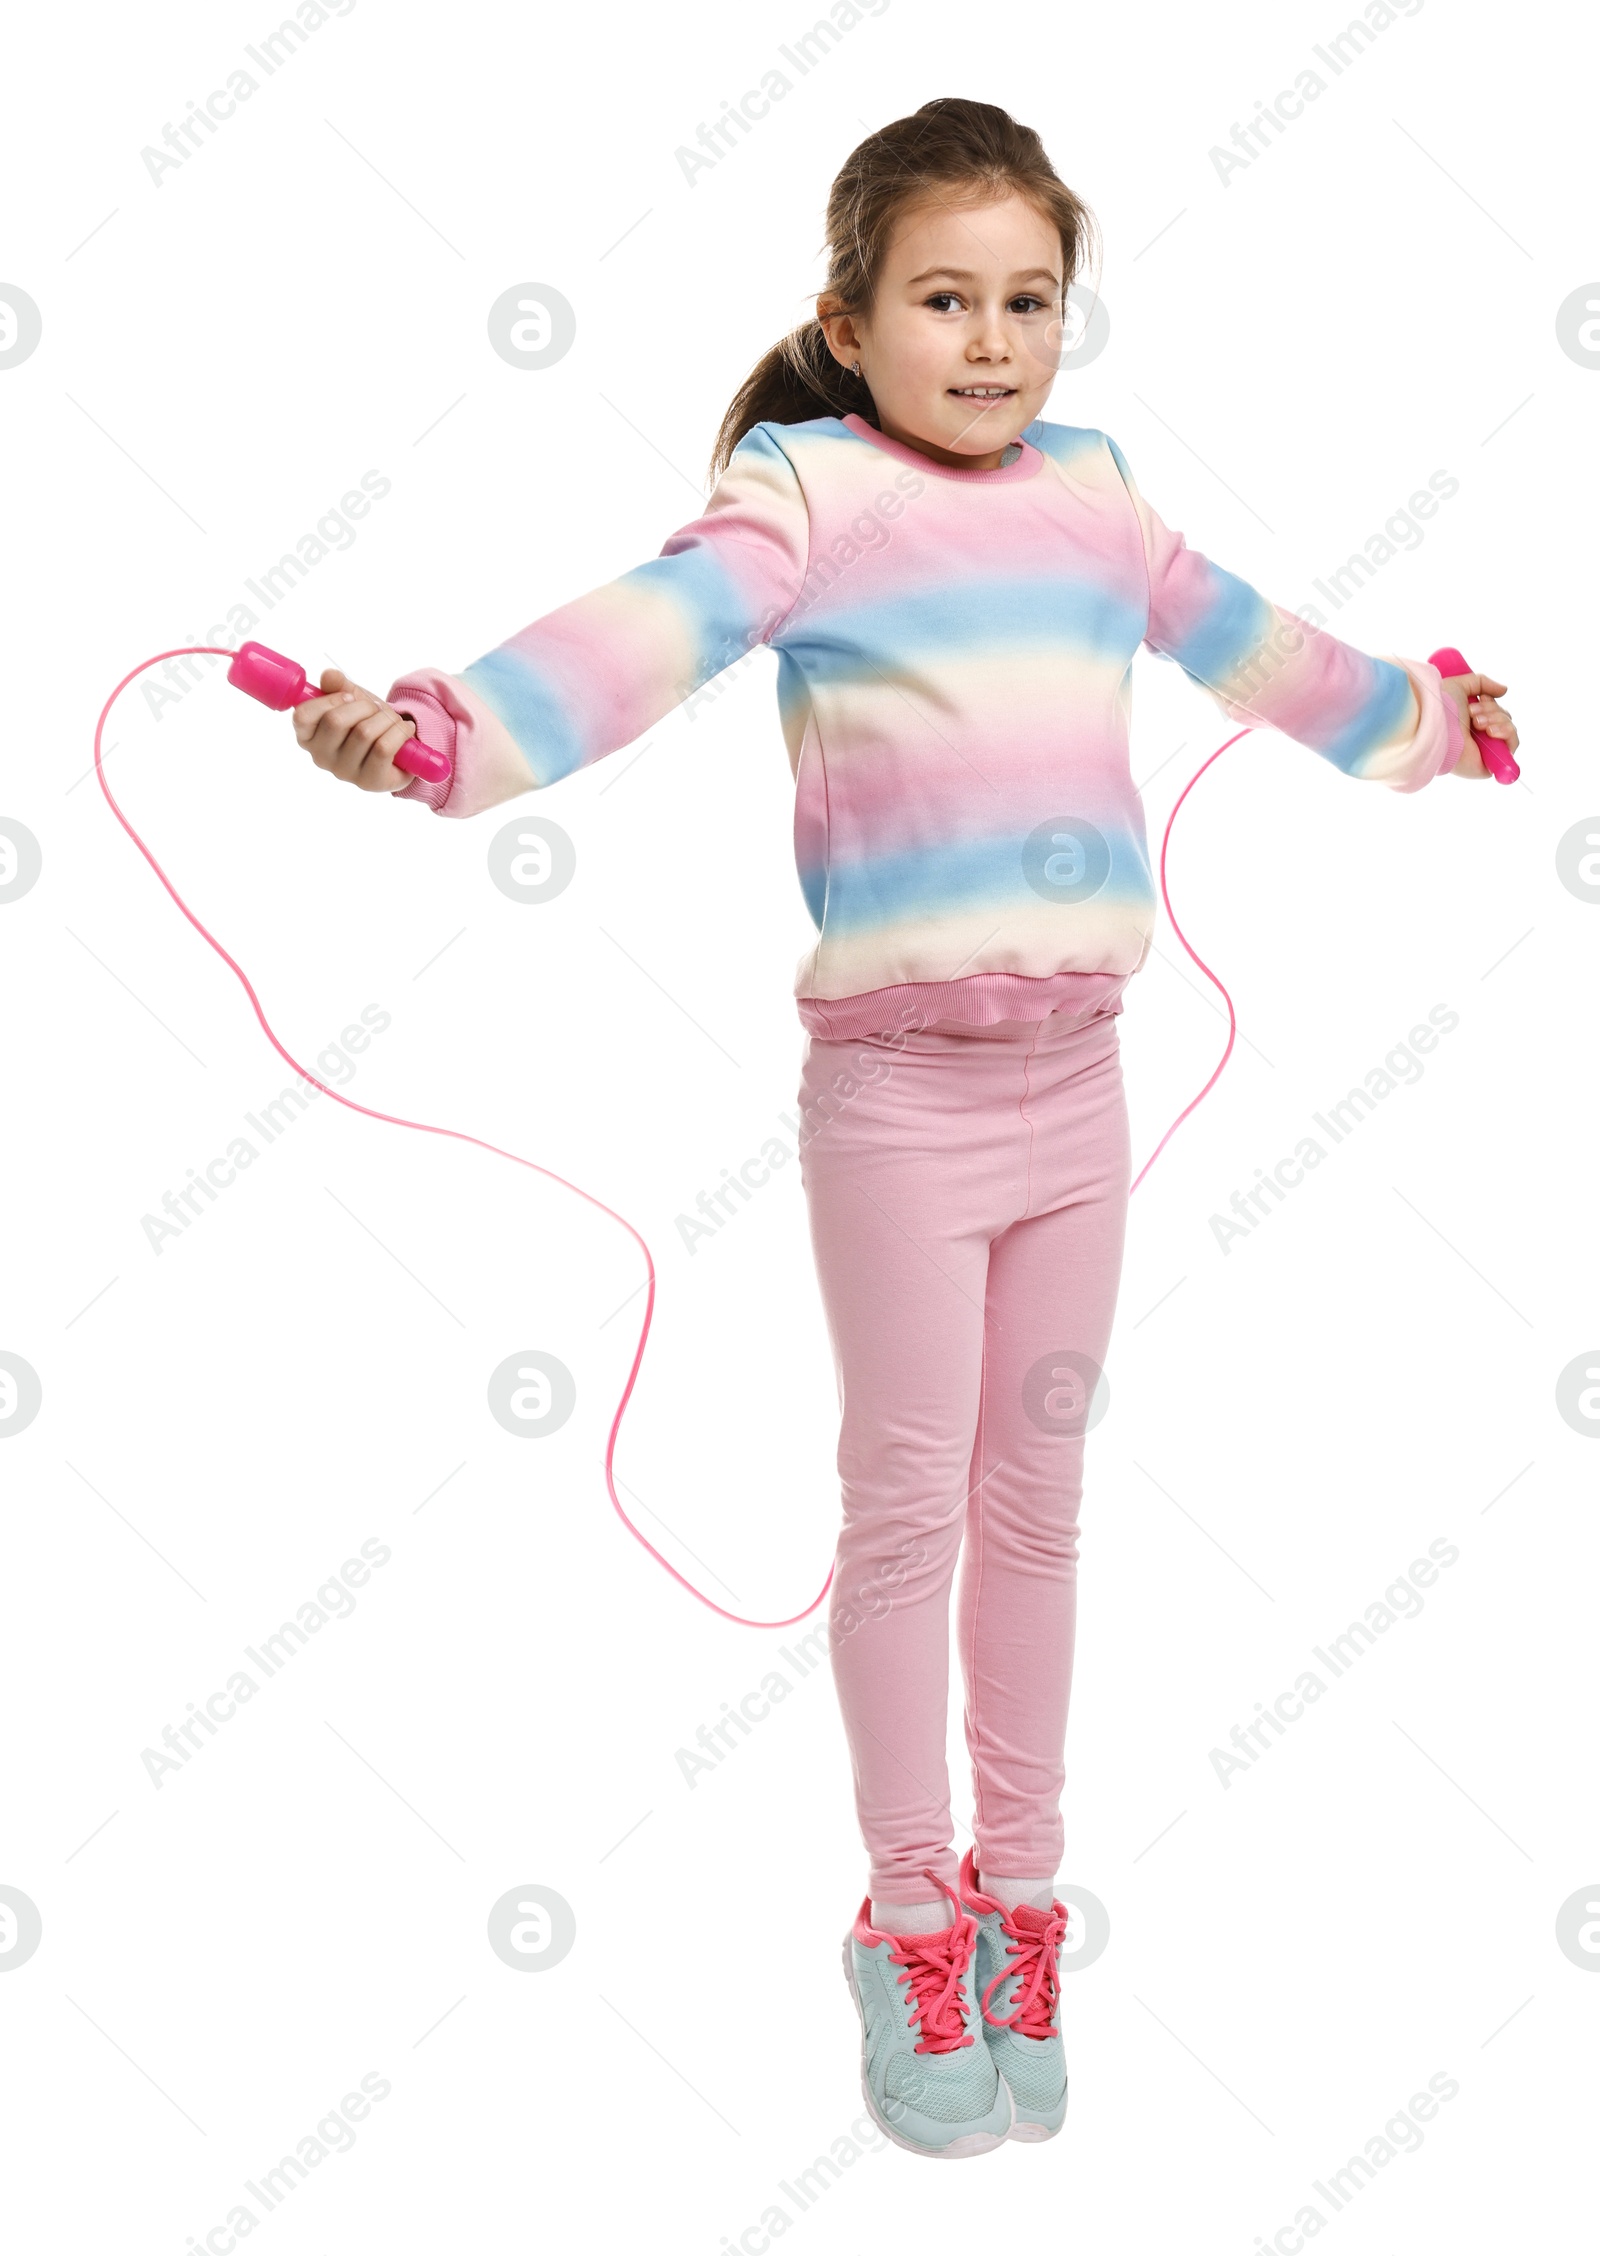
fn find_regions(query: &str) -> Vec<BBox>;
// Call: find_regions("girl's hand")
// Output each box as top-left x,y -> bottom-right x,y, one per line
1440,671 -> 1518,779
292,667 -> 419,792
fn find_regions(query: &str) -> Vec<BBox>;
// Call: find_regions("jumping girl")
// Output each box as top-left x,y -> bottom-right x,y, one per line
290,99 -> 1518,2158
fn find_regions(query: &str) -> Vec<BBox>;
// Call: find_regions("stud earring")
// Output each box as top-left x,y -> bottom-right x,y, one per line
851,360 -> 862,377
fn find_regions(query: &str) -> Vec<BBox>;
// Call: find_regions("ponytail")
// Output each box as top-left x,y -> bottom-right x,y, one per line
709,323 -> 878,485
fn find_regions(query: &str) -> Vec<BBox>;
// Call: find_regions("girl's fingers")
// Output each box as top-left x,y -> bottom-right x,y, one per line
291,667 -> 419,787
353,717 -> 422,790
329,702 -> 415,782
293,677 -> 365,751
1468,695 -> 1518,744
297,686 -> 402,773
1463,692 -> 1519,757
298,692 -> 374,767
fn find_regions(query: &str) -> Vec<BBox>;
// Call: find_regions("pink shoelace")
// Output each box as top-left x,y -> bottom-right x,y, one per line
981,1903 -> 1068,2040
883,1871 -> 978,2055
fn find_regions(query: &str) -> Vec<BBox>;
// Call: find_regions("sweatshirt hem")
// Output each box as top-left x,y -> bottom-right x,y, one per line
797,968 -> 1131,1040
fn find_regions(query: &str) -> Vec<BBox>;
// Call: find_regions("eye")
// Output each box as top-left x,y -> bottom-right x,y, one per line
923,290 -> 964,313
1009,294 -> 1053,315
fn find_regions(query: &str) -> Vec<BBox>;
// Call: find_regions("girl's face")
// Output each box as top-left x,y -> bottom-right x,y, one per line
820,190 -> 1066,471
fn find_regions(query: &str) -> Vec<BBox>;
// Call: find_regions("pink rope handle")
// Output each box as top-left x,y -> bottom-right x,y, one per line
91,649 -> 1246,1627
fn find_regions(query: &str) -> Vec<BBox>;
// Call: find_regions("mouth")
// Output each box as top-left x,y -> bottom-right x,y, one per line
948,385 -> 1016,407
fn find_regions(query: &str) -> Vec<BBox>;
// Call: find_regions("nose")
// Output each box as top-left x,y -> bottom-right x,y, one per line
967,306 -> 1013,362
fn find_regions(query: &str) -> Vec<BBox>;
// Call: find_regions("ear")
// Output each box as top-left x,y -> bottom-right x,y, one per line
817,297 -> 864,370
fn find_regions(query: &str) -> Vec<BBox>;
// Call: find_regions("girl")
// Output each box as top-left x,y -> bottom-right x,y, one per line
291,98 -> 1518,2159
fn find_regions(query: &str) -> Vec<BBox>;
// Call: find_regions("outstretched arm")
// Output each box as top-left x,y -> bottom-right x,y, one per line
385,425 -> 812,818
1103,433 -> 1504,791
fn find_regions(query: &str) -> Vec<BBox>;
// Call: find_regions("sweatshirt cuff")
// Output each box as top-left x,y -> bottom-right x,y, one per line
386,669 -> 538,817
1374,655 -> 1465,793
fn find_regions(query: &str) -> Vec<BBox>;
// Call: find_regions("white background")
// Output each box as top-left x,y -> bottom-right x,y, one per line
2,0 -> 1596,2247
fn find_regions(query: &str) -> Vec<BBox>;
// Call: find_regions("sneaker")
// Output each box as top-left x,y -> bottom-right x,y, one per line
959,1848 -> 1069,2141
841,1867 -> 1013,2158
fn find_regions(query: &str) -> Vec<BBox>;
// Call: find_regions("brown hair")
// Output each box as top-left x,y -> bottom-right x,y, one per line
709,97 -> 1099,481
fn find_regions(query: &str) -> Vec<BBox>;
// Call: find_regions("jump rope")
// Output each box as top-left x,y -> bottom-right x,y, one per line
90,638 -> 1513,1629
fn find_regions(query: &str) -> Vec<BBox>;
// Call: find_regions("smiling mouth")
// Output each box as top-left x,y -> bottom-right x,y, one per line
949,386 -> 1016,402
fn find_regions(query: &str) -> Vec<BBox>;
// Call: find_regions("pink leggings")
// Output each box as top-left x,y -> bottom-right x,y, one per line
797,1002 -> 1131,1901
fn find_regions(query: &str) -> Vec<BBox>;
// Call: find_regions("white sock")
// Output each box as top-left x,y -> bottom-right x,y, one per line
981,1874 -> 1055,1913
870,1898 -> 951,1934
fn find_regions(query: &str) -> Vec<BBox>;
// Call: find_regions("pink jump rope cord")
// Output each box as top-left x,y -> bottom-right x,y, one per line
93,642 -> 1508,1626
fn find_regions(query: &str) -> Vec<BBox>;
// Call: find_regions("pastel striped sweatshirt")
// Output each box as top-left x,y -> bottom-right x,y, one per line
387,413 -> 1463,1036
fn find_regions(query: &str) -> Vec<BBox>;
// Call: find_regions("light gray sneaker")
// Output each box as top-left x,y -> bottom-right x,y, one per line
842,1869 -> 1013,2158
959,1848 -> 1069,2141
